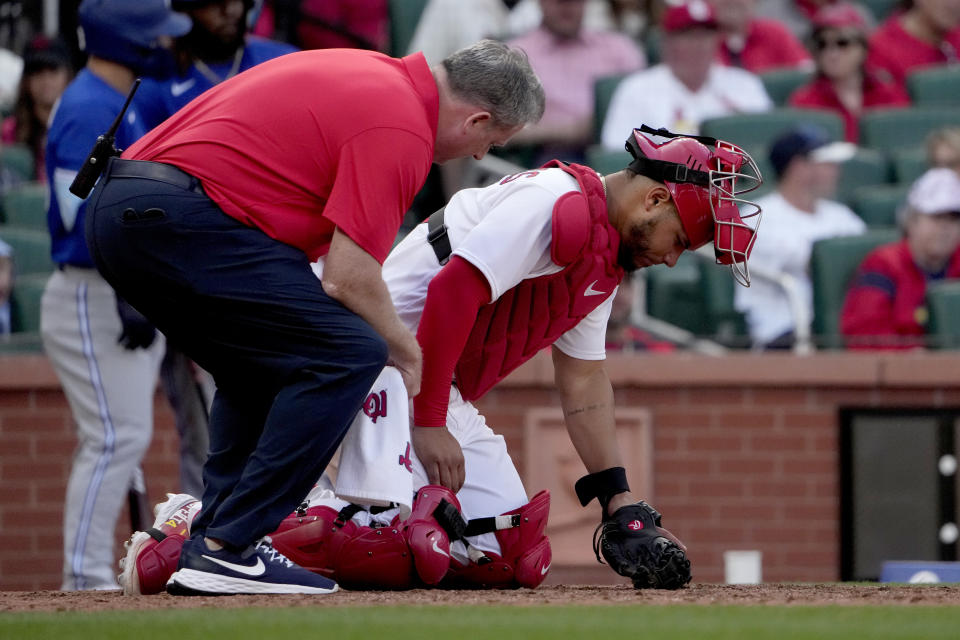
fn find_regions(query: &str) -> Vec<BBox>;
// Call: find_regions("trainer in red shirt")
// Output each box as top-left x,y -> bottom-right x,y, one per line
867,2 -> 960,92
841,168 -> 960,350
711,0 -> 812,72
789,3 -> 908,142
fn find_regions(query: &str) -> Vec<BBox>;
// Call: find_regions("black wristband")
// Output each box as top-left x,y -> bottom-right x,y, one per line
574,467 -> 630,511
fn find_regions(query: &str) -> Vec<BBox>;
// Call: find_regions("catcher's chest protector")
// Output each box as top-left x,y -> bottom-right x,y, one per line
454,162 -> 624,401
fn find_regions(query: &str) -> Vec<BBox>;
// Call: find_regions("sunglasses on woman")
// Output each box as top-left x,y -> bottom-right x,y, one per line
814,36 -> 861,51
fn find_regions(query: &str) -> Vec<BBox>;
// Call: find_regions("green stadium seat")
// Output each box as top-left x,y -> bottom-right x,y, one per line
835,148 -> 892,206
700,109 -> 845,157
9,272 -> 49,334
859,107 -> 960,153
697,255 -> 749,347
0,144 -> 35,182
0,226 -> 54,276
810,228 -> 901,349
907,65 -> 960,107
388,0 -> 428,56
584,145 -> 631,175
861,0 -> 900,21
891,147 -> 929,184
851,183 -> 910,227
1,182 -> 48,229
926,280 -> 960,349
644,253 -> 708,335
759,68 -> 814,107
593,73 -> 630,142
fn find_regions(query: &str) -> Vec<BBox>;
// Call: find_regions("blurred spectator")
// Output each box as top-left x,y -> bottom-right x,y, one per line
0,46 -> 22,113
927,127 -> 960,173
841,168 -> 960,349
293,0 -> 388,51
789,3 -> 908,143
734,124 -> 865,348
507,0 -> 645,163
136,0 -> 297,130
0,237 -> 10,337
1,36 -> 72,183
601,0 -> 771,145
604,276 -> 676,352
710,0 -> 812,72
867,0 -> 960,93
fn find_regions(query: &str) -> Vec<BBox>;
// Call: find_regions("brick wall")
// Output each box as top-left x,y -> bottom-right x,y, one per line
2,352 -> 959,590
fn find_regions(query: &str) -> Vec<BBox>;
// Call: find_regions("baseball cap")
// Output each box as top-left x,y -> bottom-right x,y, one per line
812,2 -> 869,31
768,124 -> 856,178
22,36 -> 71,75
662,0 -> 718,33
79,0 -> 192,44
906,168 -> 960,216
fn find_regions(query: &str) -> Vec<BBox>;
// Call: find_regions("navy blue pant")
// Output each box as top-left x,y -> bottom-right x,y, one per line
85,160 -> 387,549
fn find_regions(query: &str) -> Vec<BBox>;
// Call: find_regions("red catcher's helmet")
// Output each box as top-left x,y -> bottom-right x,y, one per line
625,126 -> 763,286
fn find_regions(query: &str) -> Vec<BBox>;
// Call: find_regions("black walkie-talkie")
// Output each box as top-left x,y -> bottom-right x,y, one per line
69,78 -> 142,199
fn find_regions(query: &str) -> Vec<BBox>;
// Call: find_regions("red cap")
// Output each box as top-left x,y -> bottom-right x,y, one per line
662,1 -> 718,33
812,2 -> 868,31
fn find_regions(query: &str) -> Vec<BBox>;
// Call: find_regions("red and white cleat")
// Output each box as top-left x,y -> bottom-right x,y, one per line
118,493 -> 200,595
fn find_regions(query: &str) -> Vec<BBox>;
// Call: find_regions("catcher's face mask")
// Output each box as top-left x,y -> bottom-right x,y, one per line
625,125 -> 763,286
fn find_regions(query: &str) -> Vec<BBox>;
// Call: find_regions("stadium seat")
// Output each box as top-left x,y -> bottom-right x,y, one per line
861,0 -> 900,21
584,145 -> 630,175
644,253 -> 708,336
388,0 -> 428,56
834,148 -> 892,206
907,65 -> 960,107
1,182 -> 48,229
697,255 -> 749,347
0,226 -> 54,276
926,280 -> 960,349
0,144 -> 35,182
810,228 -> 901,349
593,73 -> 630,142
851,183 -> 910,227
9,272 -> 49,334
859,108 -> 960,154
700,109 -> 845,157
759,68 -> 813,107
891,147 -> 928,185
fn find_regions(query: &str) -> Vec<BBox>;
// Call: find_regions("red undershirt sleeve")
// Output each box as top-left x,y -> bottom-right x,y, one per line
414,256 -> 492,427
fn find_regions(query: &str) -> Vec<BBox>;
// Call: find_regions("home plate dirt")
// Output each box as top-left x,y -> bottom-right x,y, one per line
4,584 -> 960,612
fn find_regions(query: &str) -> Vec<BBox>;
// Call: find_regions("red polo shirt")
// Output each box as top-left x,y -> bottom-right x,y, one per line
125,49 -> 439,263
717,19 -> 811,73
788,73 -> 910,142
867,16 -> 960,92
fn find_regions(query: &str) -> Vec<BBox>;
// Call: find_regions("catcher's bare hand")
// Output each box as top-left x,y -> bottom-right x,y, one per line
594,500 -> 692,590
387,332 -> 422,397
412,425 -> 465,492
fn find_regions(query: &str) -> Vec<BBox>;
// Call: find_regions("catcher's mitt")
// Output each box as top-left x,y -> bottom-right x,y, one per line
592,500 -> 691,590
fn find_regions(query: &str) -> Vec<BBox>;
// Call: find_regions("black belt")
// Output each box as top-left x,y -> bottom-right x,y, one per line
426,206 -> 451,265
105,158 -> 206,194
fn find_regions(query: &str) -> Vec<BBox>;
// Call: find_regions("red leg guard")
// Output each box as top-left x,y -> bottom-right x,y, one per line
269,505 -> 416,589
445,490 -> 552,589
402,485 -> 462,585
134,535 -> 188,595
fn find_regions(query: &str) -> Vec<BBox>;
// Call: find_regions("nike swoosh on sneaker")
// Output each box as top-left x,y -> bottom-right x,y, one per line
171,79 -> 197,97
430,539 -> 450,558
541,562 -> 551,575
202,555 -> 266,577
583,280 -> 606,297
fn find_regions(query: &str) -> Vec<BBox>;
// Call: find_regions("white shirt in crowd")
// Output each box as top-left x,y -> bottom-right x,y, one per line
600,64 -> 772,148
383,167 -> 615,361
734,191 -> 866,346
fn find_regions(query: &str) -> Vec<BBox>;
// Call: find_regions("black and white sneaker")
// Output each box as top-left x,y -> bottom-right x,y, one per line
166,536 -> 339,595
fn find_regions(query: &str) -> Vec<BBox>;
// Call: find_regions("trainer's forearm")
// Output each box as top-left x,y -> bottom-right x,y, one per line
321,229 -> 413,353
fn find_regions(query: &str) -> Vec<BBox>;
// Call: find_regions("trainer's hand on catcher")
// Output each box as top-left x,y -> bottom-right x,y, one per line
388,331 -> 422,397
412,425 -> 465,492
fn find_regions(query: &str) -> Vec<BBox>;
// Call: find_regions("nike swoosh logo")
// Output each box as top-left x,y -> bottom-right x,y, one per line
171,79 -> 197,97
430,539 -> 450,558
584,280 -> 606,297
202,554 -> 266,576
541,562 -> 551,575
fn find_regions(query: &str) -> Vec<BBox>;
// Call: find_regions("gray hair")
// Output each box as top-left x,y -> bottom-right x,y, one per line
442,39 -> 545,129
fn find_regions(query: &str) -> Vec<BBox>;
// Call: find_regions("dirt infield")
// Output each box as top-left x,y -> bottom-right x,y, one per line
4,583 -> 960,612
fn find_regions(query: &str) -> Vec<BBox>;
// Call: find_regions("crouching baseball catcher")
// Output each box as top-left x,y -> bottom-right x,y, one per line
119,125 -> 762,593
